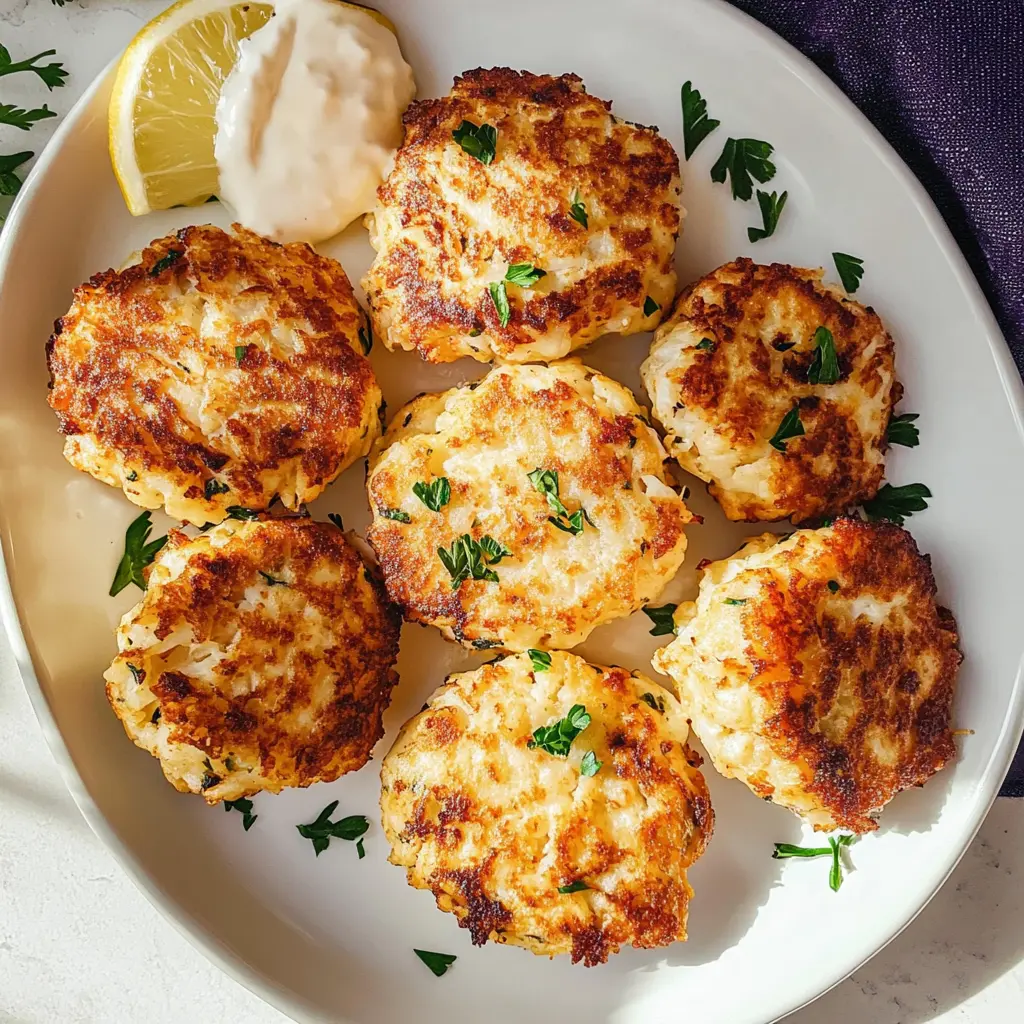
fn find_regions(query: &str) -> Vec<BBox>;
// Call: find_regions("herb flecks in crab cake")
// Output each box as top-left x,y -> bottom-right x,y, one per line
47,224 -> 381,525
365,360 -> 695,652
363,67 -> 681,364
653,517 -> 962,833
641,258 -> 899,523
103,518 -> 401,803
380,651 -> 713,965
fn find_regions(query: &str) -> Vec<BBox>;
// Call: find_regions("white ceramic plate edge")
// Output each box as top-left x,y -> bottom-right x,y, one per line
2,3 -> 1024,1020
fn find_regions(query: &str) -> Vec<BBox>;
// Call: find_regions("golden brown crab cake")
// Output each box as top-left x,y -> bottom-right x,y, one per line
380,651 -> 712,965
362,67 -> 680,364
641,259 -> 899,523
47,224 -> 381,526
103,518 -> 400,803
366,360 -> 694,651
653,518 -> 962,833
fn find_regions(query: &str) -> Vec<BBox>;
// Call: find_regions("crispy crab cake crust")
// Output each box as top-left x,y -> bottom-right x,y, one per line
380,652 -> 713,965
363,67 -> 681,364
103,518 -> 401,803
653,518 -> 961,832
47,224 -> 381,525
641,259 -> 899,523
366,361 -> 694,651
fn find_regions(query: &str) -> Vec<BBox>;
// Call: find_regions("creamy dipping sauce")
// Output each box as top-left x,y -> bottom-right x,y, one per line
215,0 -> 416,244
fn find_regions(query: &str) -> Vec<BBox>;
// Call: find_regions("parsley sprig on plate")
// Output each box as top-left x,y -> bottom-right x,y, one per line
833,252 -> 865,293
414,949 -> 457,977
437,533 -> 510,589
527,703 -> 591,757
110,512 -> 167,596
887,413 -> 920,447
413,477 -> 451,512
748,189 -> 787,242
807,326 -> 840,385
862,483 -> 931,524
769,405 -> 805,452
710,137 -> 776,201
773,834 -> 857,892
528,467 -> 591,536
452,119 -> 497,164
297,800 -> 369,858
642,603 -> 677,636
224,797 -> 258,832
489,263 -> 546,327
680,81 -> 720,159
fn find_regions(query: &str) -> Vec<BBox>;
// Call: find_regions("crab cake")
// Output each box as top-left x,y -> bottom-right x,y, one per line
47,224 -> 381,525
641,259 -> 899,523
381,651 -> 712,965
653,518 -> 962,833
366,360 -> 694,651
103,518 -> 400,803
363,67 -> 680,364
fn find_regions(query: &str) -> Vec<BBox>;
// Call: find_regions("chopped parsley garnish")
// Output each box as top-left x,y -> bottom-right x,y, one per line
695,337 -> 715,351
149,249 -> 183,276
568,188 -> 588,228
358,323 -> 372,355
452,119 -> 497,164
437,533 -> 509,589
128,664 -> 144,685
827,580 -> 840,593
528,648 -> 552,673
471,638 -> 500,649
833,252 -> 865,293
643,295 -> 661,317
769,405 -> 805,452
234,345 -> 247,367
126,470 -> 138,481
225,506 -> 260,521
724,598 -> 747,605
505,262 -> 546,287
887,413 -> 920,448
710,137 -> 776,201
414,949 -> 457,977
579,750 -> 602,777
773,834 -> 857,892
150,706 -> 161,724
558,880 -> 589,894
807,326 -> 840,385
680,80 -> 720,160
641,692 -> 666,714
862,482 -> 931,525
528,704 -> 591,756
204,479 -> 229,500
413,477 -> 451,512
489,280 -> 511,327
328,512 -> 344,530
224,797 -> 257,831
528,467 -> 589,536
356,838 -> 366,859
258,570 -> 287,587
200,771 -> 220,791
747,188 -> 788,242
379,506 -> 412,523
297,800 -> 369,857
642,603 -> 677,636
110,511 -> 167,596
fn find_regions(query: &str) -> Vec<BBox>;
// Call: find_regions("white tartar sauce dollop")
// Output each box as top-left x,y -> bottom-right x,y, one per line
214,0 -> 416,244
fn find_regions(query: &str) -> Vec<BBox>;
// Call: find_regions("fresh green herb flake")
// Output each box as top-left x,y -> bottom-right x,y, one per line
833,252 -> 865,293
0,151 -> 33,196
769,405 -> 805,452
710,137 -> 776,201
328,512 -> 344,531
887,413 -> 920,448
528,467 -> 588,536
234,345 -> 247,367
489,280 -> 511,327
126,470 -> 138,482
356,837 -> 366,859
128,664 -> 144,685
558,880 -> 589,894
437,533 -> 508,589
413,477 -> 451,512
528,649 -> 552,673
724,598 -> 747,605
640,692 -> 666,714
579,750 -> 602,777
695,337 -> 715,351
224,797 -> 257,831
200,772 -> 220,791
478,534 -> 511,563
204,478 -> 229,500
297,801 -> 369,857
358,324 -> 373,355
643,295 -> 661,317
827,580 -> 840,593
568,188 -> 588,228
747,188 -> 788,242
680,80 -> 721,160
258,570 -> 288,587
505,262 -> 546,287
0,45 -> 68,89
149,249 -> 183,277
110,512 -> 167,596
862,483 -> 931,525
807,326 -> 840,385
379,506 -> 412,523
643,603 -> 677,636
452,119 -> 497,164
772,834 -> 857,892
414,949 -> 457,977
225,506 -> 260,521
528,704 -> 591,756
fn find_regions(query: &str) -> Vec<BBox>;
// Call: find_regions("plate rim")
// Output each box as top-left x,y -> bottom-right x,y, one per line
2,2 -> 1023,1021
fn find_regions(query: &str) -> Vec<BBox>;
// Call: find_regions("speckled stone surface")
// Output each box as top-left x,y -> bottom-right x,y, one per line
0,3 -> 1021,1022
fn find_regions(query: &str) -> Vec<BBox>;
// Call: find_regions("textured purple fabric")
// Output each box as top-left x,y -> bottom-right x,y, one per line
724,1 -> 1024,795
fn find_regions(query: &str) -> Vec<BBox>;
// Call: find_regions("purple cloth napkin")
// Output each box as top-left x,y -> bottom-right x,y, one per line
725,0 -> 1024,795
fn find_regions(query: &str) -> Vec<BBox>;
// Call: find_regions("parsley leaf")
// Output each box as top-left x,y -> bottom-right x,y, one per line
773,834 -> 857,892
887,413 -> 920,448
827,579 -> 840,593
643,295 -> 661,317
710,137 -> 776,201
225,506 -> 260,521
452,119 -> 497,164
558,880 -> 589,894
489,280 -> 510,327
769,405 -> 804,452
0,103 -> 56,132
110,512 -> 167,596
528,467 -> 589,536
258,570 -> 287,587
204,478 -> 229,500
0,46 -> 68,90
505,262 -> 546,287
695,337 -> 715,351
641,692 -> 666,713
224,797 -> 258,831
862,483 -> 931,525
150,249 -> 183,277
580,750 -> 602,776
528,648 -> 552,673
642,603 -> 677,636
0,151 -> 32,196
328,512 -> 344,530
807,326 -> 840,385
747,189 -> 788,242
568,189 -> 588,228
379,506 -> 412,523
528,704 -> 591,756
297,800 -> 369,857
413,477 -> 451,512
437,534 -> 508,589
414,949 -> 457,977
833,252 -> 865,293
680,80 -> 720,160
724,597 -> 747,605
234,345 -> 247,367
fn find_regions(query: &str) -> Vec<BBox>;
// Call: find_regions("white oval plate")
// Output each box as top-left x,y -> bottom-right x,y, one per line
2,1 -> 1023,1022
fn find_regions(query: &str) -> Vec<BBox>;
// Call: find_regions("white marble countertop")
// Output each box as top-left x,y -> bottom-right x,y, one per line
1,2 -> 1021,1022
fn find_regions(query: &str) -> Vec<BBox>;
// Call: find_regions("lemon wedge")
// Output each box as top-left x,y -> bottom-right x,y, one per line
109,0 -> 396,216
